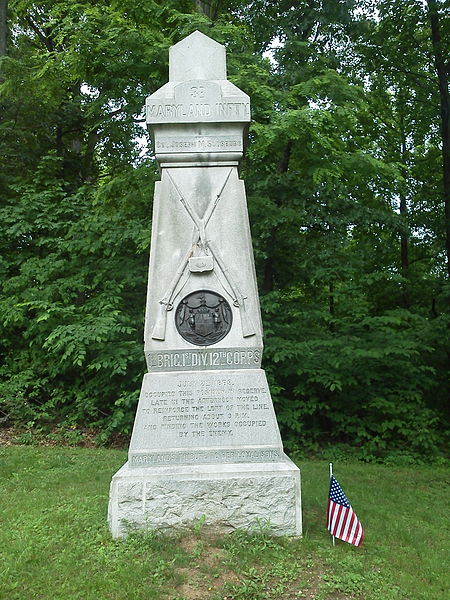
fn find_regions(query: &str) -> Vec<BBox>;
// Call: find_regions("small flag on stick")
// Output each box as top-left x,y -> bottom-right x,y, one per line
327,464 -> 364,547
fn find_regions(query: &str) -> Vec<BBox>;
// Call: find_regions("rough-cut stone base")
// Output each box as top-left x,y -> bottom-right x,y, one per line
108,458 -> 301,538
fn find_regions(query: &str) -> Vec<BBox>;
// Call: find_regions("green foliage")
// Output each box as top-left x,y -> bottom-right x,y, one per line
0,0 -> 449,455
263,291 -> 448,457
0,150 -> 154,432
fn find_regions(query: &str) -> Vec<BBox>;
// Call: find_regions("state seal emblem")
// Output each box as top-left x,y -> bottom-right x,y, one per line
175,290 -> 232,346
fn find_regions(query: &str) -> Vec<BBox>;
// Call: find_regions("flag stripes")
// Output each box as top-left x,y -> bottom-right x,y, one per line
327,475 -> 364,547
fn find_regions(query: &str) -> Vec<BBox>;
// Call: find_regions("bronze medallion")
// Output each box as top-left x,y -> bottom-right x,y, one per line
175,290 -> 232,346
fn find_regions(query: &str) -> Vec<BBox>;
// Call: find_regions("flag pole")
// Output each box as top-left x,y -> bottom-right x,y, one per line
329,462 -> 335,546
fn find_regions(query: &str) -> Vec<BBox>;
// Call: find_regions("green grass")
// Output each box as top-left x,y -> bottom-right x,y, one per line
0,446 -> 448,599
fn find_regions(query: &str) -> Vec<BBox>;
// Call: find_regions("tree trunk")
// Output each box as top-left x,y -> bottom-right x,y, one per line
263,142 -> 293,293
328,281 -> 335,332
398,97 -> 410,307
427,0 -> 450,278
263,252 -> 274,293
399,114 -> 409,275
0,0 -> 7,84
194,1 -> 222,21
0,0 -> 8,57
194,1 -> 211,18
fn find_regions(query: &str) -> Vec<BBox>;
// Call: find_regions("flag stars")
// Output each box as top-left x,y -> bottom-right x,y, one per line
327,474 -> 364,547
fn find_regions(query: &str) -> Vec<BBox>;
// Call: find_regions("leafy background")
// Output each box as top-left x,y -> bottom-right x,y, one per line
0,0 -> 449,460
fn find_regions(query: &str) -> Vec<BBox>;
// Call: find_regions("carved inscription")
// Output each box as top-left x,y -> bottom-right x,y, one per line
146,100 -> 250,123
155,135 -> 243,154
130,448 -> 282,466
147,80 -> 250,123
129,371 -> 281,467
140,378 -> 270,439
146,348 -> 262,371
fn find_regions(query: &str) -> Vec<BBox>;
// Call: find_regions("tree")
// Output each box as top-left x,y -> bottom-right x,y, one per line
0,0 -> 172,434
233,0 -> 449,456
0,0 -> 448,457
0,0 -> 7,58
427,0 -> 450,278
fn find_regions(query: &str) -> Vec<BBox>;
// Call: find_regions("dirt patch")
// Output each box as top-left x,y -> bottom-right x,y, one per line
171,567 -> 240,600
170,535 -> 239,600
167,534 -> 336,600
0,427 -> 16,446
279,564 -> 325,599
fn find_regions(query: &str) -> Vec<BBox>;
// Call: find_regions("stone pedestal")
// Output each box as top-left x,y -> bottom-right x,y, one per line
109,461 -> 301,538
108,31 -> 301,538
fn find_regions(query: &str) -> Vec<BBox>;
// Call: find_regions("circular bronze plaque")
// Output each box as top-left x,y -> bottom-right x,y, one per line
175,290 -> 232,346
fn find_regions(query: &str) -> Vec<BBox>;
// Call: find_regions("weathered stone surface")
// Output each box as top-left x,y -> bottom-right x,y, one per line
108,31 -> 302,538
147,32 -> 249,127
145,347 -> 261,372
128,369 -> 282,467
108,461 -> 301,538
143,165 -> 262,363
116,482 -> 145,527
169,31 -> 226,82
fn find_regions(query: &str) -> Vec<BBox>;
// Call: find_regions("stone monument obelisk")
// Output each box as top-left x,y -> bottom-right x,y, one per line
108,31 -> 301,537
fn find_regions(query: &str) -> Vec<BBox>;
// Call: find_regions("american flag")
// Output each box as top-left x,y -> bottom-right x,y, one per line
327,475 -> 364,547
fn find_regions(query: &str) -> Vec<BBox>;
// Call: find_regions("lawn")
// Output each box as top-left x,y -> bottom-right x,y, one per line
0,446 -> 448,599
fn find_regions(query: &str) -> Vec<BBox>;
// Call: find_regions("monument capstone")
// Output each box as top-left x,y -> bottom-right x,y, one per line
108,31 -> 302,537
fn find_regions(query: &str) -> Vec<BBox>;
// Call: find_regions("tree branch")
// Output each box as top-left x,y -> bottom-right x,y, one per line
25,15 -> 54,52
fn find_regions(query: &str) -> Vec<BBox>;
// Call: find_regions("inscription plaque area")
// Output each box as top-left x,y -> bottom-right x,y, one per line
145,347 -> 262,372
108,31 -> 301,539
155,135 -> 243,154
128,369 -> 283,467
175,290 -> 232,346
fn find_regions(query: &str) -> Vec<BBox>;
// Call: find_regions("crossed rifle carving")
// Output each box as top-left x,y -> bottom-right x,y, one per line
151,168 -> 256,341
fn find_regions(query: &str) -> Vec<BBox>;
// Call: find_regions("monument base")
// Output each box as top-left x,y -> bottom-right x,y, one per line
108,458 -> 301,538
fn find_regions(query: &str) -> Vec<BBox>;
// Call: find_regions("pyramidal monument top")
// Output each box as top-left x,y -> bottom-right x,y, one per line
146,30 -> 249,126
169,31 -> 227,82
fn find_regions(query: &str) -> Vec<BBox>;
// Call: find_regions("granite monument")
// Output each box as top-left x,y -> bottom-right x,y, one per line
108,31 -> 302,537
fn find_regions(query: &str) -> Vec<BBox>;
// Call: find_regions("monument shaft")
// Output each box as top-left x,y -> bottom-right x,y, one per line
108,31 -> 301,537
